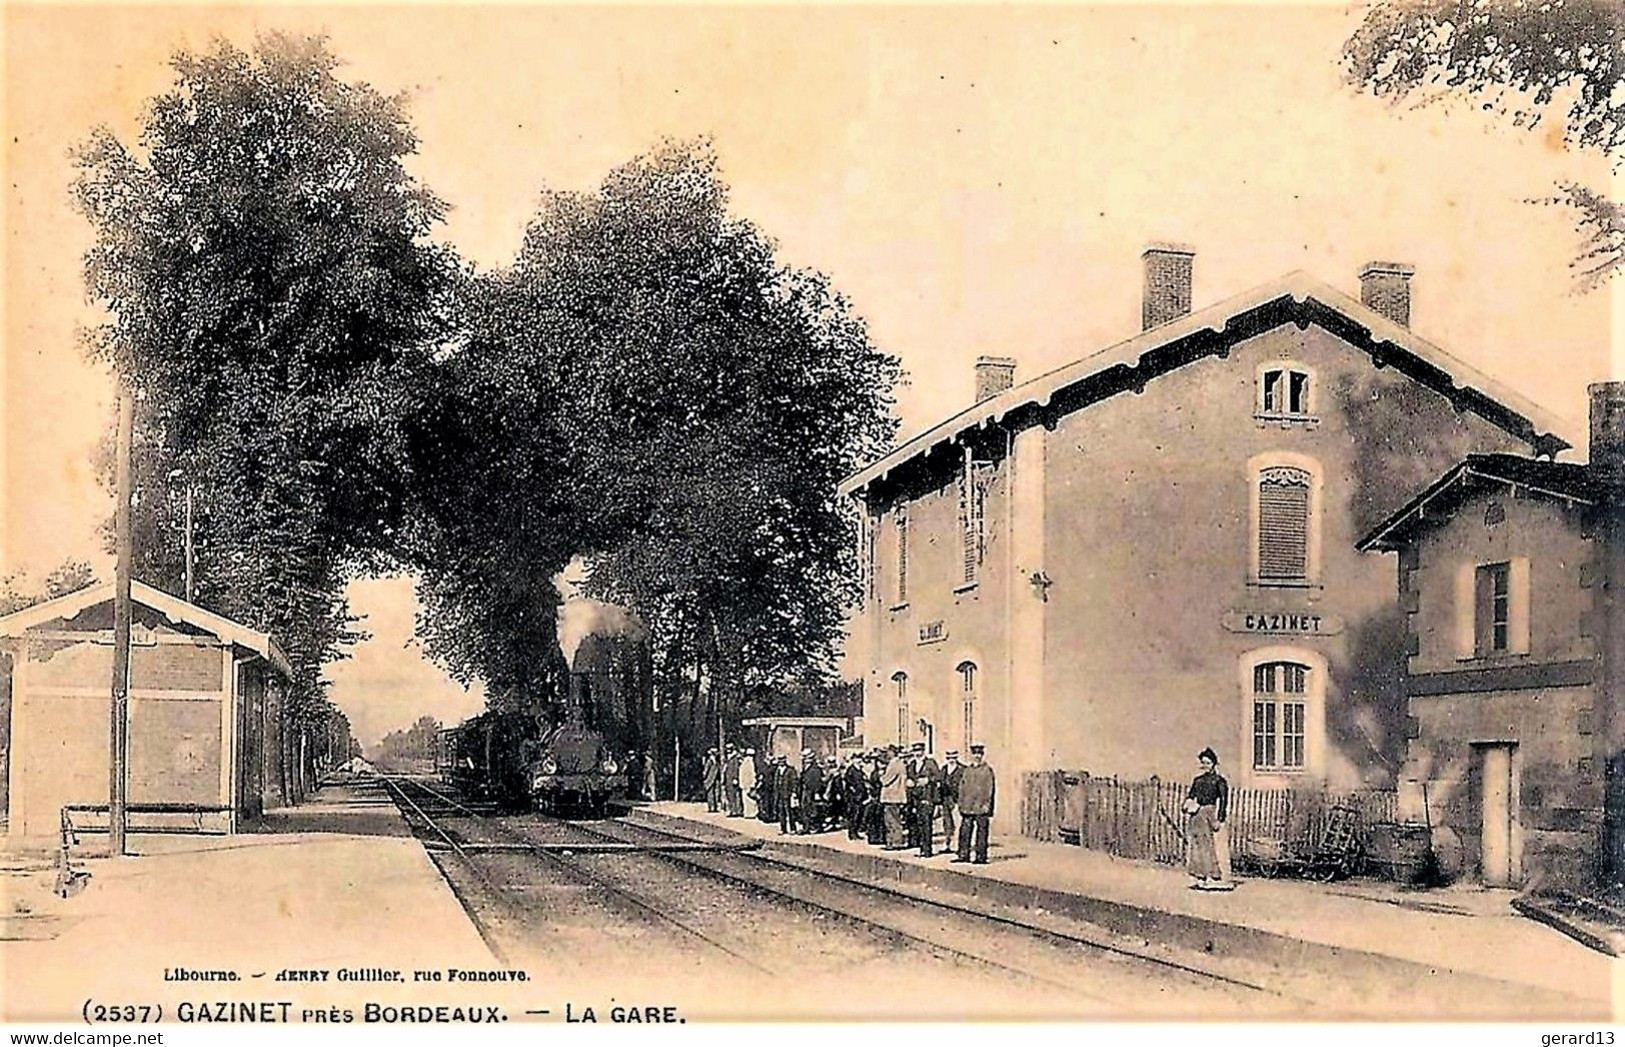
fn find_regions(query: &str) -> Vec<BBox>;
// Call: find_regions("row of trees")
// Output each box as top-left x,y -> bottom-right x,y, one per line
70,34 -> 900,762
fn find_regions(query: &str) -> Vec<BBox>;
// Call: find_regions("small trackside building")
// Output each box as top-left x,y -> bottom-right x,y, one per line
1358,383 -> 1625,890
0,581 -> 292,838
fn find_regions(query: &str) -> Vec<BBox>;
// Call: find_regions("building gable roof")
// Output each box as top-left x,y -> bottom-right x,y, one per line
840,271 -> 1580,497
1356,453 -> 1601,552
0,580 -> 294,678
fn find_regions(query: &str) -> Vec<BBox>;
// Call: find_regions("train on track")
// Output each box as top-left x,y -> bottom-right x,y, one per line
436,632 -> 643,816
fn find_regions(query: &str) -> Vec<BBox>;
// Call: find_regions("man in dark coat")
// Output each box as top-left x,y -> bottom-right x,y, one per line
703,748 -> 721,813
773,756 -> 798,835
843,754 -> 868,839
798,750 -> 825,834
758,752 -> 778,824
905,741 -> 942,857
723,746 -> 744,817
865,752 -> 887,844
938,750 -> 963,854
953,744 -> 996,864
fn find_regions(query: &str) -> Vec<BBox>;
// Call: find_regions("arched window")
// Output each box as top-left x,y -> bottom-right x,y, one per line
957,661 -> 977,750
892,671 -> 909,744
1250,454 -> 1322,586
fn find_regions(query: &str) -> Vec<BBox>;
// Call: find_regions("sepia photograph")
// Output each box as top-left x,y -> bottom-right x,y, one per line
2,0 -> 1622,1030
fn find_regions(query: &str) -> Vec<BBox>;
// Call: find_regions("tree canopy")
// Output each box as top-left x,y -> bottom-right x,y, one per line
1343,0 -> 1625,286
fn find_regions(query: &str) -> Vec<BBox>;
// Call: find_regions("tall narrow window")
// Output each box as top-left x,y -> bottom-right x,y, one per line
957,661 -> 977,750
893,671 -> 909,744
1475,562 -> 1512,655
958,452 -> 987,587
1252,661 -> 1308,771
895,506 -> 909,605
1257,467 -> 1311,582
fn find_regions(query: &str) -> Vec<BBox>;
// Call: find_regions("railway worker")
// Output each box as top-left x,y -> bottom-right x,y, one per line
939,750 -> 963,854
953,744 -> 995,865
905,741 -> 942,857
739,748 -> 759,819
798,749 -> 825,834
773,755 -> 798,835
703,748 -> 722,813
842,753 -> 868,839
880,746 -> 908,849
758,751 -> 778,824
724,746 -> 745,817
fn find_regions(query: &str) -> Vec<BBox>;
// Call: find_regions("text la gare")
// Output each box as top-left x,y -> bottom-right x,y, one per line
565,1003 -> 685,1024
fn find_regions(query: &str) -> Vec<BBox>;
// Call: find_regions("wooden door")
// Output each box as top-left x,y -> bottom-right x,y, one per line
1480,744 -> 1517,887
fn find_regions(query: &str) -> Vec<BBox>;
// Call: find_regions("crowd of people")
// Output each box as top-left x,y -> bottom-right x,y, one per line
702,740 -> 997,863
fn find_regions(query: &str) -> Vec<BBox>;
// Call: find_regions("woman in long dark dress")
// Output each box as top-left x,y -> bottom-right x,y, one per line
1185,747 -> 1232,890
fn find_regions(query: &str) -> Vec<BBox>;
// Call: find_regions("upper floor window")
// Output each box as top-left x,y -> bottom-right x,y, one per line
894,506 -> 910,606
958,452 -> 990,589
1256,466 -> 1313,583
1259,364 -> 1312,418
1454,557 -> 1530,659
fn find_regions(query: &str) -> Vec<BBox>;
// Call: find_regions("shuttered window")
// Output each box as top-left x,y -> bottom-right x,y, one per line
893,672 -> 909,744
1260,367 -> 1311,416
1258,468 -> 1311,581
958,454 -> 989,587
895,507 -> 909,605
958,662 -> 977,750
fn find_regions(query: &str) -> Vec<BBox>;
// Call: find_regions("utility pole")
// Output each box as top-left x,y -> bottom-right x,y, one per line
108,389 -> 133,858
183,483 -> 194,604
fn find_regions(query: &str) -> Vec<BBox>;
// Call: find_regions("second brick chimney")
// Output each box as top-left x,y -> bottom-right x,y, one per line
1142,243 -> 1195,331
1590,381 -> 1625,489
974,356 -> 1016,403
1360,262 -> 1415,328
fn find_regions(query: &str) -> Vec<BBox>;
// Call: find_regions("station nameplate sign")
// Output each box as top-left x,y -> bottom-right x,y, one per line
918,620 -> 948,645
1222,611 -> 1344,636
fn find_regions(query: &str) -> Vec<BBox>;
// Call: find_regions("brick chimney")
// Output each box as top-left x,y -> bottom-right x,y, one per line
1591,381 -> 1625,488
1359,262 -> 1415,328
1142,243 -> 1195,331
974,356 -> 1016,403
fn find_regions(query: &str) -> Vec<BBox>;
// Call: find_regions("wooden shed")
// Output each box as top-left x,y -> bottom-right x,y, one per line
0,581 -> 291,838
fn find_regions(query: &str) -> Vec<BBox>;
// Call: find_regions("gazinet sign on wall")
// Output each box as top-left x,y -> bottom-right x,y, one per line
1220,611 -> 1345,636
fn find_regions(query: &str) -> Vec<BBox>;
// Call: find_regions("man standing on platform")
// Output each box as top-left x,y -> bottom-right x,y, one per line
880,746 -> 907,849
953,744 -> 995,865
843,753 -> 868,839
724,746 -> 744,817
773,755 -> 798,835
703,747 -> 721,813
798,749 -> 825,834
905,741 -> 941,857
938,750 -> 962,856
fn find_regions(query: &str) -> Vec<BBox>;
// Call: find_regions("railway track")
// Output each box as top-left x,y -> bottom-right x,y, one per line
381,774 -> 1284,1017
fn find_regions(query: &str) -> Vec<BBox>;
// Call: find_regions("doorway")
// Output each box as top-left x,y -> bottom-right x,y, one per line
1476,742 -> 1519,887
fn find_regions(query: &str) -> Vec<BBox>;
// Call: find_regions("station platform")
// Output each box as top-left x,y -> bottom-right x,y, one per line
1,777 -> 494,1023
638,801 -> 1620,1019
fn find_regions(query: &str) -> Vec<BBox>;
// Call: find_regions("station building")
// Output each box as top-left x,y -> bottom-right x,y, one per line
0,580 -> 292,837
840,246 -> 1578,830
1358,384 -> 1624,889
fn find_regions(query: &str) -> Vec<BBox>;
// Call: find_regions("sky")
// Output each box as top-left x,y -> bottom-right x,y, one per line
3,2 -> 1616,747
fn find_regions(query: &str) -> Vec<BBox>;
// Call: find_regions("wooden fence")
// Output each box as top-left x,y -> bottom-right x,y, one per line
1021,771 -> 1399,869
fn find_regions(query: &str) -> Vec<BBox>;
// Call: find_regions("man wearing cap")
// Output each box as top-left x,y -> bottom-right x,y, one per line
842,753 -> 868,839
938,750 -> 963,855
773,754 -> 798,834
954,744 -> 995,865
905,741 -> 942,857
739,748 -> 759,819
723,746 -> 744,817
703,747 -> 721,813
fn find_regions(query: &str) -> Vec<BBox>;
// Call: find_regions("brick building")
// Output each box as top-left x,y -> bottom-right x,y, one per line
840,245 -> 1578,830
0,580 -> 292,837
1358,384 -> 1624,889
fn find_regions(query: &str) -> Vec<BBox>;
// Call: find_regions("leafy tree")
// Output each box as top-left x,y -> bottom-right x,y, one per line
71,33 -> 454,792
493,140 -> 901,752
1343,0 -> 1625,286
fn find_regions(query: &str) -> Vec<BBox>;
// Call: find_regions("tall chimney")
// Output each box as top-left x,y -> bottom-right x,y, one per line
974,356 -> 1016,403
1359,262 -> 1415,328
1142,243 -> 1195,331
1590,381 -> 1625,488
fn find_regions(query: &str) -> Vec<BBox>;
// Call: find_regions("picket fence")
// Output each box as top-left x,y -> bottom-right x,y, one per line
1020,770 -> 1399,869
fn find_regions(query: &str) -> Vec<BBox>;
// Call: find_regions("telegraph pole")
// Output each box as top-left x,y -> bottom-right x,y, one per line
183,483 -> 194,604
108,389 -> 133,857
